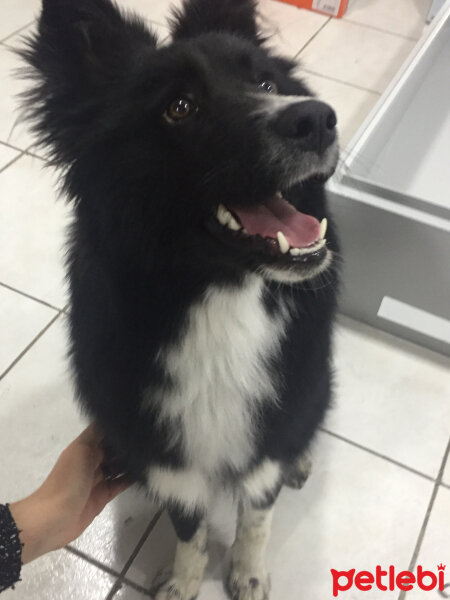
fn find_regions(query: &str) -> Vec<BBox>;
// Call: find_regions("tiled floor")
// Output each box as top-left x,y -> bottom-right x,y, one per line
0,1 -> 448,599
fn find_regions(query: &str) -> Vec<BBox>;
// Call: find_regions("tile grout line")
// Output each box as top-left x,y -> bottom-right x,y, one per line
0,21 -> 34,44
398,436 -> 450,600
118,510 -> 163,578
0,149 -> 25,175
294,17 -> 332,60
64,546 -> 122,579
0,139 -> 25,153
298,68 -> 382,95
24,148 -> 47,161
0,281 -> 62,312
108,577 -> 155,598
105,510 -> 163,600
0,311 -> 61,381
321,427 -> 437,484
342,17 -> 423,42
120,576 -> 154,597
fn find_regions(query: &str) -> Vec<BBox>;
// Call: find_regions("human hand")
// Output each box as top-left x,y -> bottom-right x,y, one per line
10,425 -> 130,564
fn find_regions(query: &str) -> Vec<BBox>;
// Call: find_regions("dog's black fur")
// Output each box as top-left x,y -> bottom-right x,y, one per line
20,0 -> 340,596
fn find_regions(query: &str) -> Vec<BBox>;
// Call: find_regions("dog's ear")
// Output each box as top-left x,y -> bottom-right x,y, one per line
171,0 -> 261,43
19,0 -> 157,164
34,0 -> 157,83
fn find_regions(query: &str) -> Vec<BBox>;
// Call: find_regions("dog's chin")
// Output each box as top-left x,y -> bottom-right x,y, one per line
258,248 -> 333,284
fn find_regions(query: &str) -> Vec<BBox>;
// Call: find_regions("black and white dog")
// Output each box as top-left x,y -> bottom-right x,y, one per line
21,0 -> 340,597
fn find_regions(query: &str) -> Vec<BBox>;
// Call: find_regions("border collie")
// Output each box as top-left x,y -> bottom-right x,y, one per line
21,0 -> 340,597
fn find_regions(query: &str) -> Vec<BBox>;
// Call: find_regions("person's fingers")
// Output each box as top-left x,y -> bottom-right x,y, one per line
93,467 -> 105,488
107,477 -> 132,500
61,437 -> 104,474
87,480 -> 124,517
89,477 -> 132,515
76,424 -> 104,448
46,431 -> 105,498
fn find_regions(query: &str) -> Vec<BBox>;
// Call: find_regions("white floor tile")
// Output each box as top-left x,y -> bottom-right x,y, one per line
0,311 -> 158,575
0,0 -> 39,42
345,0 -> 429,40
298,19 -> 416,93
124,513 -> 173,590
1,549 -> 116,600
0,142 -> 20,171
0,155 -> 71,308
326,317 -> 450,479
0,285 -> 57,377
114,584 -> 149,599
259,0 -> 328,58
295,69 -> 380,147
405,486 -> 450,598
71,487 -> 158,574
0,39 -> 37,150
0,317 -> 85,501
126,433 -> 432,599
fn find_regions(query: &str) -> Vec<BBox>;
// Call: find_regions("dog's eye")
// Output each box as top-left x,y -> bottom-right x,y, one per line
164,98 -> 197,122
258,80 -> 278,94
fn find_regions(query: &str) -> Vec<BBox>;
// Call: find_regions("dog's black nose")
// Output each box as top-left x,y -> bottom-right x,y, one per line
272,100 -> 337,155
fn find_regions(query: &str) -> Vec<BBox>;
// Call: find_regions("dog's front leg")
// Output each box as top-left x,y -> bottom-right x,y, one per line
226,501 -> 275,600
151,509 -> 208,600
283,452 -> 312,490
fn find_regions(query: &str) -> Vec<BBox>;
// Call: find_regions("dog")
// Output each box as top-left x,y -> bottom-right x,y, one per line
20,0 -> 340,598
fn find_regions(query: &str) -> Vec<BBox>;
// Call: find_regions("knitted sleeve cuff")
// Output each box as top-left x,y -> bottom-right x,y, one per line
0,504 -> 23,592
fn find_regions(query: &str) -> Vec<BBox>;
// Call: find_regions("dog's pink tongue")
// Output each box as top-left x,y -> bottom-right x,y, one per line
232,195 -> 320,248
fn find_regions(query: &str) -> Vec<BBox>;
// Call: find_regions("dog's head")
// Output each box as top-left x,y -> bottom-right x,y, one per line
22,0 -> 339,284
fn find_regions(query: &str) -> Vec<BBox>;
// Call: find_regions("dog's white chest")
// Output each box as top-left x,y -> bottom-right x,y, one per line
157,276 -> 286,475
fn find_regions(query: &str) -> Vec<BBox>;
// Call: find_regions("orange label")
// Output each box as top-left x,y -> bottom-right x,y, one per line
275,0 -> 349,18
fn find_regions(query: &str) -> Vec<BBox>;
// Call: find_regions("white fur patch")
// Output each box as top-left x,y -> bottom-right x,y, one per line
228,505 -> 274,600
147,466 -> 210,511
146,276 -> 288,481
242,459 -> 281,504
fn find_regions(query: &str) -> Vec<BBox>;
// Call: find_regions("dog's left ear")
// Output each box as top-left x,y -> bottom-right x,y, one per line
171,0 -> 261,43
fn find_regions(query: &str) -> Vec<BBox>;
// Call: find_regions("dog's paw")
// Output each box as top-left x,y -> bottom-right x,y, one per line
284,454 -> 312,490
226,565 -> 270,600
151,568 -> 201,600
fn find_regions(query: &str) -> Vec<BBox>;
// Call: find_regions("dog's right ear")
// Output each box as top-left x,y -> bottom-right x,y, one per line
171,0 -> 262,43
34,0 -> 157,84
19,0 -> 157,162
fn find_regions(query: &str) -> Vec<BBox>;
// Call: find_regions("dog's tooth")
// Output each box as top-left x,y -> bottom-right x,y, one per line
277,231 -> 290,254
290,238 -> 327,256
227,215 -> 241,231
217,204 -> 230,226
319,218 -> 328,240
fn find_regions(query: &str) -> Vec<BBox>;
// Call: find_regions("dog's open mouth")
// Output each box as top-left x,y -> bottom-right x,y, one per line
207,192 -> 327,264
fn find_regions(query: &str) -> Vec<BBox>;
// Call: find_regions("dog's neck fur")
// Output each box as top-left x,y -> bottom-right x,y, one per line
145,275 -> 290,479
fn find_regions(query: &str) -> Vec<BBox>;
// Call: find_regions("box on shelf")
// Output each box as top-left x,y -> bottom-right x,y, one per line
275,0 -> 348,18
328,3 -> 450,356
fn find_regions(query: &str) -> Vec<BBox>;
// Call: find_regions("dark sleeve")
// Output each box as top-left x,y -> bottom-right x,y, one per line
0,504 -> 23,593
